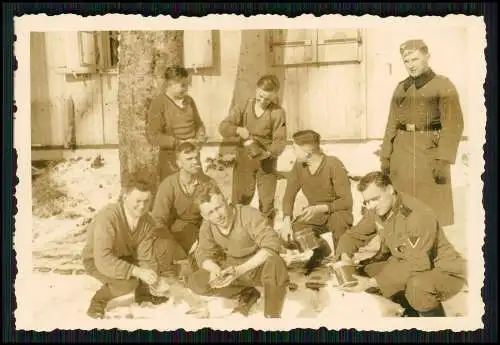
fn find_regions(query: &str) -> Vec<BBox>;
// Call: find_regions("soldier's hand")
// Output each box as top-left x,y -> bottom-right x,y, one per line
431,159 -> 448,184
381,159 -> 390,175
297,205 -> 329,222
132,266 -> 158,286
236,127 -> 250,140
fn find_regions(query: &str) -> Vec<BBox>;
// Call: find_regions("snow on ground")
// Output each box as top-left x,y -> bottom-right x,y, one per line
26,141 -> 471,329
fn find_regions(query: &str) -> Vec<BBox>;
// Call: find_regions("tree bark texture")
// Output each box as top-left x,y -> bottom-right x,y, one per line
117,31 -> 183,193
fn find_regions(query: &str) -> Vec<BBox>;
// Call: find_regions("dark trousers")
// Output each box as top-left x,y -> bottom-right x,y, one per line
153,222 -> 200,277
292,210 -> 353,251
232,151 -> 278,224
83,258 -> 140,298
187,253 -> 289,316
362,261 -> 466,312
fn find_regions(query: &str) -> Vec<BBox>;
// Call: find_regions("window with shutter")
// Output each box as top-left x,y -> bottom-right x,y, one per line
57,31 -> 98,74
316,29 -> 363,64
183,30 -> 215,70
269,29 -> 316,66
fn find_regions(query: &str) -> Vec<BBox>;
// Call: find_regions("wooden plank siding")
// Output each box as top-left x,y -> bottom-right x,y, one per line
31,28 -> 471,149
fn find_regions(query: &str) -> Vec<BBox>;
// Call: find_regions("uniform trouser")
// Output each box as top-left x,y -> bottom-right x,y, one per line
153,222 -> 200,277
83,257 -> 140,299
363,261 -> 466,312
187,253 -> 290,317
232,151 -> 278,224
159,150 -> 179,183
292,210 -> 353,252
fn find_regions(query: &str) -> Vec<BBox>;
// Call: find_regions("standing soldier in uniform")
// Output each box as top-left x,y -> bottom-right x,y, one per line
147,66 -> 208,182
280,130 -> 354,274
219,75 -> 287,226
380,39 -> 464,227
335,171 -> 467,317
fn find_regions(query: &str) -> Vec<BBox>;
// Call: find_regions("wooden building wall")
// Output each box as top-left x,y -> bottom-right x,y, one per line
31,28 -> 473,148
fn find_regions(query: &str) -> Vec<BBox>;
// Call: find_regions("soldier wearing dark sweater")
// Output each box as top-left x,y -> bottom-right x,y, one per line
187,184 -> 290,318
151,142 -> 222,279
219,75 -> 287,225
147,66 -> 207,182
281,130 -> 354,274
82,178 -> 169,319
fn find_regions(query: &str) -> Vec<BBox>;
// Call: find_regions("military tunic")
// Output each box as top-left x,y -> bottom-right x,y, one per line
380,69 -> 464,226
336,191 -> 467,312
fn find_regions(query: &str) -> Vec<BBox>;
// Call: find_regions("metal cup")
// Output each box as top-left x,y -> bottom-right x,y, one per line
332,261 -> 358,288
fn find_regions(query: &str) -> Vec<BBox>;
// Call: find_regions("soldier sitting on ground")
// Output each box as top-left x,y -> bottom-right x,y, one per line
81,177 -> 169,319
335,171 -> 467,317
186,183 -> 290,318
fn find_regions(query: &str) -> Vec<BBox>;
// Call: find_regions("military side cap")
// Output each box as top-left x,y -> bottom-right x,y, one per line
292,130 -> 321,146
400,39 -> 428,57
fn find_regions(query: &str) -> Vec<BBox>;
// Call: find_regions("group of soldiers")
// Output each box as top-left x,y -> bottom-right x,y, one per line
81,39 -> 467,320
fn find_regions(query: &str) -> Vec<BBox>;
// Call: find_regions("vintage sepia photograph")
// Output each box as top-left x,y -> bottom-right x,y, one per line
14,14 -> 486,332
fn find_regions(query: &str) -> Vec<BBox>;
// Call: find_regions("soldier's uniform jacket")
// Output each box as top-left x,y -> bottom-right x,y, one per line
336,191 -> 467,297
379,69 -> 465,227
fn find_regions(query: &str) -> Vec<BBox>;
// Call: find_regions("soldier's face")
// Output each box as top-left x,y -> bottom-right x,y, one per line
255,88 -> 276,109
199,193 -> 231,228
166,77 -> 189,99
402,50 -> 430,78
292,143 -> 312,163
361,183 -> 394,217
122,189 -> 152,218
177,150 -> 201,175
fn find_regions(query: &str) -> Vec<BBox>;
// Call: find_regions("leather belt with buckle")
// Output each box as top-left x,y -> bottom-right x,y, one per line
397,123 -> 440,133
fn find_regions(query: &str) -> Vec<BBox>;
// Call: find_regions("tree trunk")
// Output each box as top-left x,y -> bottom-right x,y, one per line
117,31 -> 182,194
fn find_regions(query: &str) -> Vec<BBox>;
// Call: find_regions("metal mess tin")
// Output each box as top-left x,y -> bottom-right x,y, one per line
331,260 -> 358,288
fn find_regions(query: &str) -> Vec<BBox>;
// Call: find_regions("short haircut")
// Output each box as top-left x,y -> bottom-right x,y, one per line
164,65 -> 189,81
292,130 -> 321,148
193,182 -> 224,209
357,171 -> 392,192
175,141 -> 199,158
122,177 -> 153,195
257,75 -> 280,92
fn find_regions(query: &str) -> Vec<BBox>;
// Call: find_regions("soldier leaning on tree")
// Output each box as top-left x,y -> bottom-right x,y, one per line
380,39 -> 465,227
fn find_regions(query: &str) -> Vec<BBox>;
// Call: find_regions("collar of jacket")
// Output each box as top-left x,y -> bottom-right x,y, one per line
402,68 -> 436,92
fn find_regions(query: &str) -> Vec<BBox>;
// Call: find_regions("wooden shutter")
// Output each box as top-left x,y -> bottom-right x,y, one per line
58,31 -> 97,74
316,29 -> 363,64
183,30 -> 214,69
269,29 -> 316,66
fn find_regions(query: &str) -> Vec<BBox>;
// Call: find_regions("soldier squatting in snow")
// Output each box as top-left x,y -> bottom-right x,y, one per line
82,38 -> 467,319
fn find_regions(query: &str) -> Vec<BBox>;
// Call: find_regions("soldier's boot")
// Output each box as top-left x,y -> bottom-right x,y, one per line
418,303 -> 446,317
134,281 -> 170,306
232,287 -> 261,316
263,285 -> 287,318
392,292 -> 419,317
304,239 -> 332,276
87,285 -> 113,319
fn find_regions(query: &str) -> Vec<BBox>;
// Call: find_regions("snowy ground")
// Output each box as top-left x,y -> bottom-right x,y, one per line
25,141 -> 471,330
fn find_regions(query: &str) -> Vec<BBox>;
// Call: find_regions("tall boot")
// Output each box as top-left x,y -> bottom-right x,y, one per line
304,238 -> 331,276
135,281 -> 169,305
232,287 -> 261,317
87,284 -> 113,319
263,285 -> 287,318
391,291 -> 419,317
418,303 -> 446,317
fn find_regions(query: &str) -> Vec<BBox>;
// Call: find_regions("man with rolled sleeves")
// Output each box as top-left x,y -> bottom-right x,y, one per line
186,183 -> 290,318
380,39 -> 465,227
219,75 -> 287,226
335,171 -> 467,317
280,130 -> 354,274
81,178 -> 169,319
